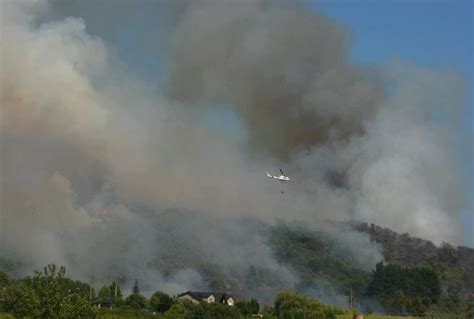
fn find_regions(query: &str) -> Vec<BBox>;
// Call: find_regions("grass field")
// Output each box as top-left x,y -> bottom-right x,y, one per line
336,315 -> 467,319
337,316 -> 421,319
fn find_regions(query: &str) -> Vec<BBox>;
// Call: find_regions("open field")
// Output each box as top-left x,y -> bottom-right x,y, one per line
337,316 -> 421,319
337,315 -> 467,319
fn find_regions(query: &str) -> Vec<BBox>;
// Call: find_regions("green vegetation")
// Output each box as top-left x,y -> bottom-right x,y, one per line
96,308 -> 158,318
274,290 -> 355,319
0,272 -> 8,288
357,223 -> 474,299
1,222 -> 473,317
0,264 -> 94,318
270,224 -> 372,300
149,291 -> 174,313
336,316 -> 421,319
367,262 -> 440,315
235,298 -> 260,316
164,303 -> 189,319
0,264 -> 357,319
269,223 -> 473,317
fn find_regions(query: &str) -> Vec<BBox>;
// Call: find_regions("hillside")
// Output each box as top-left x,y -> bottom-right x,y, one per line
269,223 -> 371,302
1,215 -> 473,310
355,223 -> 474,299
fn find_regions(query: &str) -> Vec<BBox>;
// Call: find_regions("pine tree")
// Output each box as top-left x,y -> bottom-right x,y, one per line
132,279 -> 140,294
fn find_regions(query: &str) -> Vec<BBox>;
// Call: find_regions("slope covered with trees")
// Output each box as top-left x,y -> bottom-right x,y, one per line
269,223 -> 371,301
268,222 -> 473,316
1,219 -> 473,317
356,223 -> 474,299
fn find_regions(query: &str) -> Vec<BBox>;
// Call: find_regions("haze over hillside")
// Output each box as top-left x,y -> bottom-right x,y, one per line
0,0 -> 471,305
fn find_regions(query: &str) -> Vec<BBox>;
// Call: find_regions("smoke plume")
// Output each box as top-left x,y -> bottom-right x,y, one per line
0,0 -> 469,300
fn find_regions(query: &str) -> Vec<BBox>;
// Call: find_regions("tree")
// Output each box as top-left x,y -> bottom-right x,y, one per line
125,279 -> 147,309
109,281 -> 123,301
98,285 -> 111,299
165,303 -> 191,319
26,264 -> 94,318
108,281 -> 124,306
149,291 -> 174,313
132,279 -> 140,294
0,271 -> 9,288
235,300 -> 249,315
60,293 -> 95,319
125,292 -> 147,309
274,290 -> 347,319
2,282 -> 40,318
236,298 -> 260,315
367,262 -> 441,315
249,298 -> 260,314
193,302 -> 241,319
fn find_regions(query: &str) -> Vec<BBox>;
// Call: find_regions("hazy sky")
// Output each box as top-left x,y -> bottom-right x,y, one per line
2,1 -> 473,293
45,0 -> 473,246
313,0 -> 473,245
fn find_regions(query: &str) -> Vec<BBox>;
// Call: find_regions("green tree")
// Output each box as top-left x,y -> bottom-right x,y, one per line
275,290 -> 347,319
235,300 -> 249,315
165,303 -> 191,319
28,264 -> 68,317
109,281 -> 123,302
0,271 -> 8,288
132,279 -> 140,294
236,298 -> 260,315
98,285 -> 111,299
405,295 -> 429,315
193,302 -> 241,319
125,292 -> 147,309
261,305 -> 277,319
25,264 -> 93,318
2,282 -> 40,318
367,262 -> 441,315
149,291 -> 174,313
60,293 -> 95,319
249,298 -> 260,314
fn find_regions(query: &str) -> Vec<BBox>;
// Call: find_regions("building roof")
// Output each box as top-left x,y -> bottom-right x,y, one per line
90,298 -> 113,306
178,291 -> 234,302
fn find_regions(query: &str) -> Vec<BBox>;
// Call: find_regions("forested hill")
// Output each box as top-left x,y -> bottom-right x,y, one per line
356,223 -> 474,299
2,214 -> 473,312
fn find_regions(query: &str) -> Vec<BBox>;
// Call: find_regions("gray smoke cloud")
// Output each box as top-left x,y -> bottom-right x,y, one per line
166,1 -> 468,244
168,1 -> 384,159
0,0 -> 469,300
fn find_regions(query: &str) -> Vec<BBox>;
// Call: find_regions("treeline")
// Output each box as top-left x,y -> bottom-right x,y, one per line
356,222 -> 474,299
367,262 -> 440,314
270,225 -> 474,317
270,224 -> 371,299
0,264 -> 354,319
367,262 -> 474,317
1,223 -> 473,317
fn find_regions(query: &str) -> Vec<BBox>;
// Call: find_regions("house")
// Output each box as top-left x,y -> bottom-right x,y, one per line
177,291 -> 235,306
90,297 -> 113,309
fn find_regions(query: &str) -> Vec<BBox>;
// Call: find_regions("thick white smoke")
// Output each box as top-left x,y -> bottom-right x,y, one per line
167,1 -> 469,245
0,0 -> 469,299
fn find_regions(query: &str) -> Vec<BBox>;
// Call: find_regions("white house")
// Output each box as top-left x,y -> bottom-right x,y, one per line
177,291 -> 235,306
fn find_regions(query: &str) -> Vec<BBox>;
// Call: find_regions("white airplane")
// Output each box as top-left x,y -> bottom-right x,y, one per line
266,169 -> 291,182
